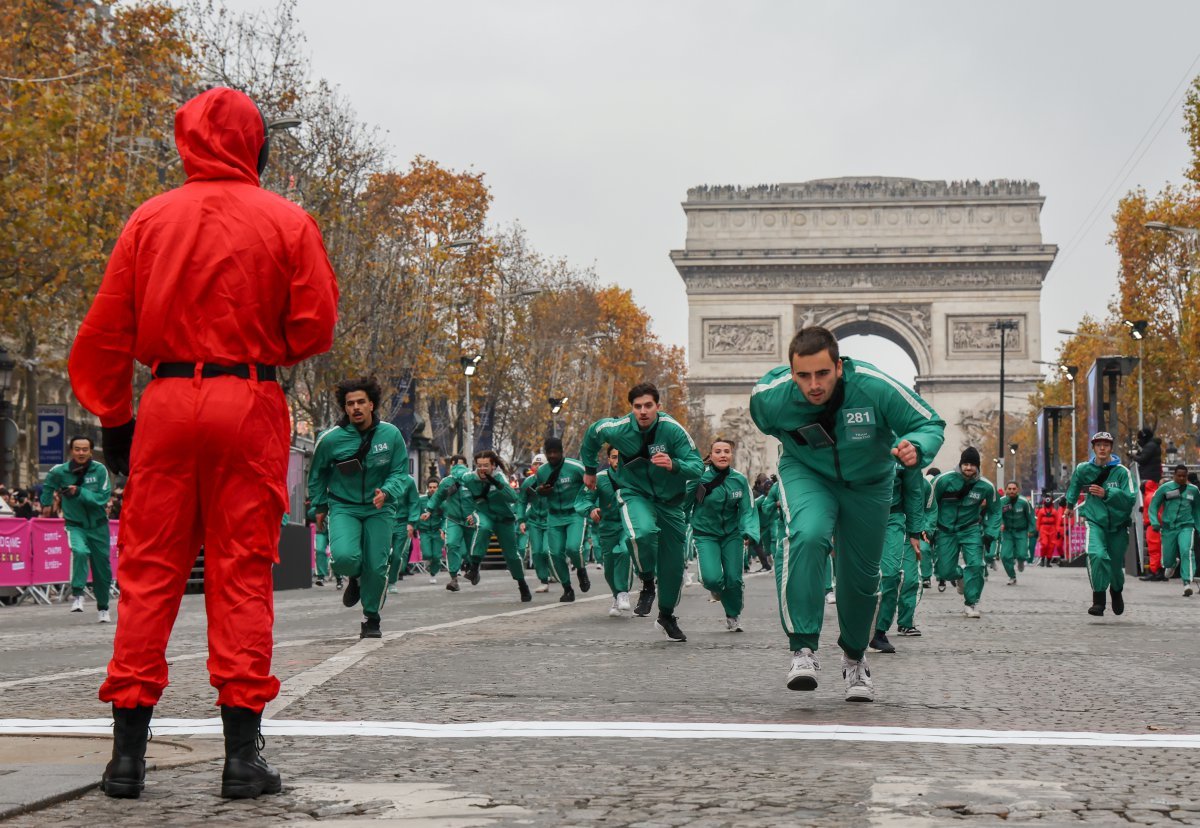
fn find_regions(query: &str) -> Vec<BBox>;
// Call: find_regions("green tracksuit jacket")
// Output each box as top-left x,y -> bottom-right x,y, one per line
1149,480 -> 1200,582
426,463 -> 478,574
877,462 -> 926,634
998,495 -> 1037,578
1064,457 -> 1137,592
750,357 -> 945,659
534,457 -> 591,588
455,466 -> 525,581
928,470 -> 1000,605
575,468 -> 631,597
388,475 -> 422,584
685,466 -> 759,618
42,460 -> 113,608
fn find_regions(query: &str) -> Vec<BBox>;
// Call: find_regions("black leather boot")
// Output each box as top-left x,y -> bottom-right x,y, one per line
220,706 -> 281,799
1087,591 -> 1106,616
101,704 -> 153,798
1110,589 -> 1125,616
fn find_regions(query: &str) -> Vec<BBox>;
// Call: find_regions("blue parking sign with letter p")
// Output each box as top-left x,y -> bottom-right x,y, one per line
38,405 -> 66,466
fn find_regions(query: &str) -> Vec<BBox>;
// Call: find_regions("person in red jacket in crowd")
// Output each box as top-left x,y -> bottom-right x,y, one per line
1140,478 -> 1165,580
1034,493 -> 1062,565
68,88 -> 338,801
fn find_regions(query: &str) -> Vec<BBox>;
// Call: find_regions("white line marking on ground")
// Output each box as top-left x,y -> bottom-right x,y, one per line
1,718 -> 1199,749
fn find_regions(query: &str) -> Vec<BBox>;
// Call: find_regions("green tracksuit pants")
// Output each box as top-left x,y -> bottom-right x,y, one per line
314,530 -> 329,578
824,552 -> 834,592
419,531 -> 444,576
1084,521 -> 1128,593
1161,526 -> 1196,582
545,519 -> 587,587
876,513 -> 920,633
524,523 -> 550,583
468,515 -> 526,581
444,521 -> 476,575
67,523 -> 112,611
695,532 -> 745,618
1000,533 -> 1032,579
773,459 -> 891,661
919,540 -> 932,580
616,490 -> 687,614
934,525 -> 984,606
593,522 -> 630,597
387,528 -> 411,585
329,504 -> 393,620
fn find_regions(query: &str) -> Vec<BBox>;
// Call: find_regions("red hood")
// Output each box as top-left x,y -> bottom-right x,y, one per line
174,87 -> 263,185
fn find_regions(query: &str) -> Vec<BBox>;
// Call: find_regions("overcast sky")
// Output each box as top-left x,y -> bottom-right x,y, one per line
215,0 -> 1200,384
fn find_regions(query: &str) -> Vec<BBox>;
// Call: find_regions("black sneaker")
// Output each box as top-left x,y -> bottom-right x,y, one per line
335,576 -> 344,589
654,613 -> 686,642
314,578 -> 324,586
921,579 -> 930,589
634,589 -> 656,617
559,586 -> 576,603
446,577 -> 461,593
518,580 -> 532,603
897,626 -> 922,637
1111,589 -> 1124,616
360,617 -> 381,639
937,580 -> 946,592
467,560 -> 481,586
342,577 -> 360,608
577,567 -> 591,593
868,631 -> 895,654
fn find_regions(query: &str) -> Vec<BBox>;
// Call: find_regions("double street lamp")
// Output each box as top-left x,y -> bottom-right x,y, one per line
1035,359 -> 1080,470
1122,319 -> 1148,430
547,396 -> 568,438
990,319 -> 1019,488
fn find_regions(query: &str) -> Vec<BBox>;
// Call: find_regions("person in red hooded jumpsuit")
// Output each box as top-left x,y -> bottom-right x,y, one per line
68,88 -> 338,800
1141,479 -> 1164,579
1034,494 -> 1061,565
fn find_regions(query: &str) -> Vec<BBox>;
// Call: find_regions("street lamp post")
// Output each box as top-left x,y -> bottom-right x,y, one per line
1123,319 -> 1148,430
0,348 -> 14,485
990,319 -> 1019,488
460,354 -> 482,454
548,396 -> 567,438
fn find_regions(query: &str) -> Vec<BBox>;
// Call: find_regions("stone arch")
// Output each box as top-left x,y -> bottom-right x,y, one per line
809,307 -> 933,379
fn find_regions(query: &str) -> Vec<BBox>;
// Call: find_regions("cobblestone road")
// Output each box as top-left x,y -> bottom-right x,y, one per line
4,562 -> 1199,825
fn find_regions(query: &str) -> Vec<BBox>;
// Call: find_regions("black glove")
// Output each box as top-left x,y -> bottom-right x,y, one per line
101,419 -> 136,477
983,535 -> 996,547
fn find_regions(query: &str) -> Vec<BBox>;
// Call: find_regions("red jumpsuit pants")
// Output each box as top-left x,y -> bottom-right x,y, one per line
98,374 -> 289,712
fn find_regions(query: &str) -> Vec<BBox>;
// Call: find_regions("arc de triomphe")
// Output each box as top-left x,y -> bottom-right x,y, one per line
671,177 -> 1057,476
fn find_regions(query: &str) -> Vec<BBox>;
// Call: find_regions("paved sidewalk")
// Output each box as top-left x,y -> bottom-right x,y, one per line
3,563 -> 1200,825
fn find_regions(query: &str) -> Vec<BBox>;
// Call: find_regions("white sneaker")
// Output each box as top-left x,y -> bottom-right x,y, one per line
608,599 -> 621,618
683,570 -> 695,587
964,604 -> 981,618
97,610 -> 111,624
726,616 -> 743,632
70,596 -> 84,613
594,563 -> 603,571
534,583 -> 550,593
429,576 -> 438,585
842,653 -> 874,702
824,591 -> 836,605
387,586 -> 399,594
616,591 -> 631,611
1006,578 -> 1017,586
786,648 -> 820,691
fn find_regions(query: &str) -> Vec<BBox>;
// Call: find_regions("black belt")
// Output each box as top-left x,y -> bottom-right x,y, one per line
153,362 -> 277,382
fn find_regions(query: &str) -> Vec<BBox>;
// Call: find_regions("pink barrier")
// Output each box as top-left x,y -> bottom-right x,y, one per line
409,534 -> 422,564
29,518 -> 71,584
0,517 -> 32,587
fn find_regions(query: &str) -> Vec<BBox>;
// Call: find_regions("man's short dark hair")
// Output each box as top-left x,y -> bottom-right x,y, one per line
1176,464 -> 1189,473
543,437 -> 563,453
69,435 -> 93,450
628,382 -> 659,404
788,326 -> 840,364
335,376 -> 382,409
424,477 -> 439,487
448,454 -> 466,466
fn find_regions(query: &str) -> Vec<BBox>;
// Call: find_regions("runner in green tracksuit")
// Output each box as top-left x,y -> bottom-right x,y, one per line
42,437 -> 113,621
1064,432 -> 1137,616
998,483 -> 1037,585
1149,464 -> 1200,595
307,380 -> 410,638
919,469 -> 938,588
387,474 -> 421,591
456,450 -> 531,602
535,437 -> 591,601
424,455 -> 477,593
750,328 -> 944,702
306,502 -> 332,584
576,446 -> 633,616
869,461 -> 925,654
684,439 -> 759,632
518,454 -> 551,591
580,382 -> 703,643
928,448 -> 1000,617
416,479 -> 446,583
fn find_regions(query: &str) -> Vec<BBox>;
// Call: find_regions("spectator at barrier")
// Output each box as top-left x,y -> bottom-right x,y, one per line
11,489 -> 36,519
0,486 -> 13,516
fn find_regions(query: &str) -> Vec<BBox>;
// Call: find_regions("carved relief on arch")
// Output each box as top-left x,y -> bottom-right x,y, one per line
793,303 -> 933,371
